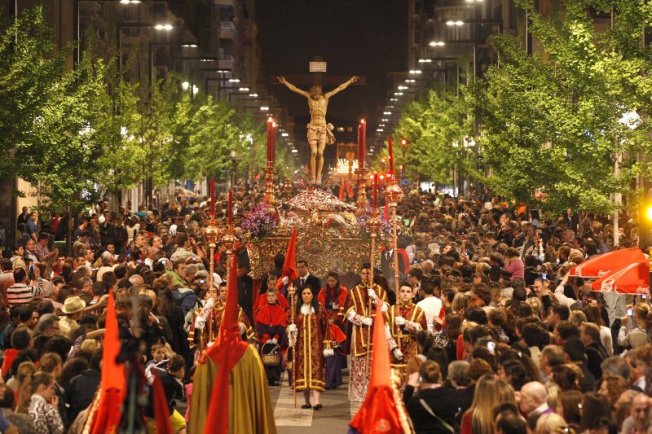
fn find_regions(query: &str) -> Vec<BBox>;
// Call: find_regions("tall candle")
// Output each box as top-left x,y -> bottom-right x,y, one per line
358,119 -> 366,169
227,190 -> 233,226
272,122 -> 277,162
209,177 -> 215,216
388,137 -> 395,174
373,173 -> 378,208
266,118 -> 273,162
361,120 -> 366,168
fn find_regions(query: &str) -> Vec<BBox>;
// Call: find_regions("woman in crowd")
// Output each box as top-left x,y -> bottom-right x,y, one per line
288,286 -> 327,410
460,374 -> 516,434
316,271 -> 348,390
23,372 -> 64,434
403,360 -> 458,434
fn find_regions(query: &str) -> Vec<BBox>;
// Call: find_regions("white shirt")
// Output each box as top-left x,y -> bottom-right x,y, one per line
417,296 -> 443,333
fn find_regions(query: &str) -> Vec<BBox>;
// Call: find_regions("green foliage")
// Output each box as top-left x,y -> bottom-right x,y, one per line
0,7 -> 62,179
17,55 -> 109,210
393,89 -> 476,184
472,0 -> 652,214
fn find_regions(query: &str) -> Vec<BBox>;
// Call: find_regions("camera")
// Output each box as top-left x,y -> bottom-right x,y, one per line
627,308 -> 633,316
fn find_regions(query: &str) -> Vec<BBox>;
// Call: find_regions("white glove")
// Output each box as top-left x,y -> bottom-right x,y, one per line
269,337 -> 278,345
351,314 -> 363,326
287,324 -> 298,334
289,338 -> 296,347
380,302 -> 388,313
282,276 -> 289,285
361,317 -> 373,326
323,348 -> 335,357
405,321 -> 421,332
395,316 -> 406,326
203,297 -> 215,311
367,288 -> 378,300
393,348 -> 404,360
332,302 -> 339,310
194,315 -> 207,330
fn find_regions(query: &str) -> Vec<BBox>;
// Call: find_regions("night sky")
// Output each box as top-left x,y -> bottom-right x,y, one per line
255,0 -> 407,163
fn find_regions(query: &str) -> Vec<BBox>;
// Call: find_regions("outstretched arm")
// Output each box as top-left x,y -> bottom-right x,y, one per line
325,76 -> 359,98
277,76 -> 310,98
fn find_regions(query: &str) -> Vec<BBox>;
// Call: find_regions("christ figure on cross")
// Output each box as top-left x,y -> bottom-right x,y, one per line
278,75 -> 358,185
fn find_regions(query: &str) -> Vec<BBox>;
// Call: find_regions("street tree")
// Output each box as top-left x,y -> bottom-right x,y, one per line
473,0 -> 652,214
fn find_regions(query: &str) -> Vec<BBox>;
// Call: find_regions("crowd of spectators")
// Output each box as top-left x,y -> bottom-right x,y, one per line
0,183 -> 650,434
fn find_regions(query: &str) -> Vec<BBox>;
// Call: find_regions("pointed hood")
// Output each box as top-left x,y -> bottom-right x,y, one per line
349,305 -> 413,433
203,254 -> 248,434
89,289 -> 125,434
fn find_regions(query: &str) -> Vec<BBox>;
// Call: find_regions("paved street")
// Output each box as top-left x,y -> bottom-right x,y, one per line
268,370 -> 358,433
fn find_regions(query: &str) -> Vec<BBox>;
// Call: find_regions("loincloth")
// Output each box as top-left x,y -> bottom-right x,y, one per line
307,123 -> 335,145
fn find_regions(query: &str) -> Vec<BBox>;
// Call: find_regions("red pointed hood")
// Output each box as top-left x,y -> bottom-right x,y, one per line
349,305 -> 409,433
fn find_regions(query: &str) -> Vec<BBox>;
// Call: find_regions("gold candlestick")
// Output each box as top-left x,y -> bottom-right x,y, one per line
365,207 -> 381,376
264,161 -> 276,206
356,166 -> 369,212
386,178 -> 404,296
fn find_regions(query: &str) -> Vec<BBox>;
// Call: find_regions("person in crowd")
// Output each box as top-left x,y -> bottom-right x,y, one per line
344,263 -> 389,402
22,371 -> 64,434
388,284 -> 427,373
255,288 -> 287,386
6,268 -> 40,307
416,276 -> 444,333
294,260 -> 321,298
460,374 -> 517,434
288,287 -> 327,410
403,360 -> 458,434
316,271 -> 348,390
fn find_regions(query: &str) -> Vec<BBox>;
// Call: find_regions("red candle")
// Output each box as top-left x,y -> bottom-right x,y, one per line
209,177 -> 215,216
388,137 -> 394,174
227,190 -> 233,226
361,120 -> 366,167
373,173 -> 378,208
266,118 -> 273,162
358,120 -> 366,169
272,121 -> 277,162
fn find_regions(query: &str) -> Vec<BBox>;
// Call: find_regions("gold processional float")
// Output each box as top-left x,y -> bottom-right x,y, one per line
246,188 -> 378,281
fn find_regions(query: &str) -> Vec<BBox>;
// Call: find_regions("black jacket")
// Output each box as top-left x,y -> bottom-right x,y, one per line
404,385 -> 458,434
293,274 -> 321,297
64,369 -> 101,426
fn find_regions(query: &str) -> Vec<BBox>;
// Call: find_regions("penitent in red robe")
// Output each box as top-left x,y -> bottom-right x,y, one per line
292,306 -> 328,392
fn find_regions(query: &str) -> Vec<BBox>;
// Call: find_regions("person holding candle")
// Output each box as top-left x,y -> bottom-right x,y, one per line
387,284 -> 427,375
287,286 -> 328,410
344,263 -> 389,402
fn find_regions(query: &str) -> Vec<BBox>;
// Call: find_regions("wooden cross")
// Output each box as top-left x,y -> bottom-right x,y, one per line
273,56 -> 365,87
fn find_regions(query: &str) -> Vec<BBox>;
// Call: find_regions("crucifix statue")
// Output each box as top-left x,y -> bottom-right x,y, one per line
277,57 -> 358,185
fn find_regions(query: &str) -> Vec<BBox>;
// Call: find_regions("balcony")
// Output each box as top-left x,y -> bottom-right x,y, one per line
220,21 -> 236,39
